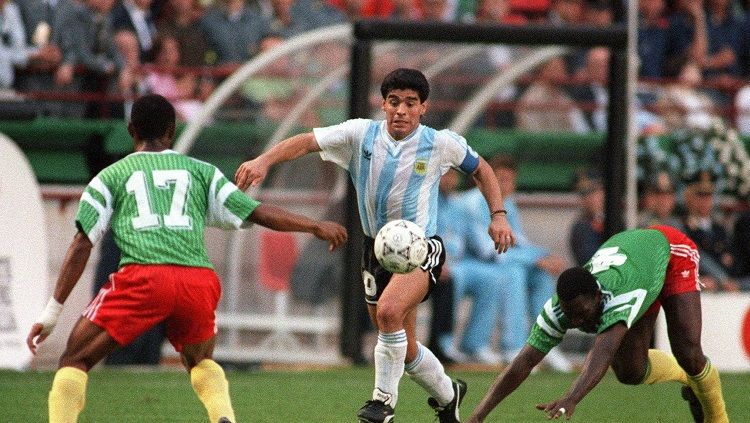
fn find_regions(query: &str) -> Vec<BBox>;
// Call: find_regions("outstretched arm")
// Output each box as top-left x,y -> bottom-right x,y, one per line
26,231 -> 94,353
471,157 -> 514,253
536,323 -> 628,420
467,344 -> 546,423
248,203 -> 347,251
235,132 -> 321,190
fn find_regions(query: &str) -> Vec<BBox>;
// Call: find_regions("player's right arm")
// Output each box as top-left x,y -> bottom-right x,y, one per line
26,231 -> 94,354
234,132 -> 320,190
248,203 -> 347,251
467,344 -> 546,423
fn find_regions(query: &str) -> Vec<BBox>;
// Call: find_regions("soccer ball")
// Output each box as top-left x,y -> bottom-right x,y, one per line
374,219 -> 429,274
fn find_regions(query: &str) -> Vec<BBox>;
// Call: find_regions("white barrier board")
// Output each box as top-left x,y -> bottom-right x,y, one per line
0,136 -> 48,369
656,292 -> 750,372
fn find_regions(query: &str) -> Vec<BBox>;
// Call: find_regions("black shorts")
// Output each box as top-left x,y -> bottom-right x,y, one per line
361,235 -> 446,305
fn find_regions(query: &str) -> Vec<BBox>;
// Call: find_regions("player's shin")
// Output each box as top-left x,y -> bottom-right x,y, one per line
688,358 -> 729,423
641,349 -> 688,385
373,330 -> 408,407
405,342 -> 454,405
49,367 -> 88,423
190,359 -> 236,422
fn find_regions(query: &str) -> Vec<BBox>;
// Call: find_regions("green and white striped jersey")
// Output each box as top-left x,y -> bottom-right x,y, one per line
76,150 -> 260,269
528,229 -> 671,354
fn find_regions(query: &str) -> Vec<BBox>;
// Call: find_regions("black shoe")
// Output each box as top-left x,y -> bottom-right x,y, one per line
357,400 -> 395,423
217,418 -> 232,423
681,385 -> 704,423
428,379 -> 467,423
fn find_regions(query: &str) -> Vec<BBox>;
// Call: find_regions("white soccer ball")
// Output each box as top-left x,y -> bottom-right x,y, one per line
374,219 -> 429,274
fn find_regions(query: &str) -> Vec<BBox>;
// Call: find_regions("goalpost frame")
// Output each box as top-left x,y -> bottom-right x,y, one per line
341,15 -> 630,361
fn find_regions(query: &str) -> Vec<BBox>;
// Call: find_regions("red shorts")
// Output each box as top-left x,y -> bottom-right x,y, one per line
644,225 -> 701,316
84,264 -> 221,352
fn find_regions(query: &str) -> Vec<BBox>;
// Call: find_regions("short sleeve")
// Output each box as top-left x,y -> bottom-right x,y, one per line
436,129 -> 479,174
206,168 -> 260,229
313,118 -> 370,170
526,297 -> 568,354
75,175 -> 114,245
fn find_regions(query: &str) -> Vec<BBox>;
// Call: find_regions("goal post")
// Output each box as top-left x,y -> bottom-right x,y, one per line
342,17 -> 631,361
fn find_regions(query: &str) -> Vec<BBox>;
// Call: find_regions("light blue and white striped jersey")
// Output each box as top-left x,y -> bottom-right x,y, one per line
313,119 -> 479,237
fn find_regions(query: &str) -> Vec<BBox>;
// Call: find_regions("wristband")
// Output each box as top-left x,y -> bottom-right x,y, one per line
36,297 -> 63,335
491,209 -> 508,217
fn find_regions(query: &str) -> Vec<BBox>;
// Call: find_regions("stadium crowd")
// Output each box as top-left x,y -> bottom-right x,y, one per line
1,0 -> 750,131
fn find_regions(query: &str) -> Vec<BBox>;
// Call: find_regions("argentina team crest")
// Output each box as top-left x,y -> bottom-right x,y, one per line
414,159 -> 427,175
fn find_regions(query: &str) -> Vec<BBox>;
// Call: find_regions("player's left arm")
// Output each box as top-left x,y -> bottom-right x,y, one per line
26,230 -> 94,354
536,322 -> 628,420
471,157 -> 514,253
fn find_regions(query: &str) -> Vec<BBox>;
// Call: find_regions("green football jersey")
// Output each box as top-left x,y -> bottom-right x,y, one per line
76,150 -> 260,269
528,228 -> 671,353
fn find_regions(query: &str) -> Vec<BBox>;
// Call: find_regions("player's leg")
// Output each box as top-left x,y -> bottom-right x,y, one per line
609,311 -> 656,384
368,271 -> 428,409
663,292 -> 728,423
49,318 -> 119,423
181,336 -> 235,423
167,265 -> 233,423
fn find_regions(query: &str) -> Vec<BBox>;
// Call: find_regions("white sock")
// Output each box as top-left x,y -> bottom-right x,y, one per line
373,330 -> 408,407
405,342 -> 454,406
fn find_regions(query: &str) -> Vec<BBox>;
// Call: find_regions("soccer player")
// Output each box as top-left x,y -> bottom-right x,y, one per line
467,225 -> 729,423
26,94 -> 347,423
235,68 -> 515,423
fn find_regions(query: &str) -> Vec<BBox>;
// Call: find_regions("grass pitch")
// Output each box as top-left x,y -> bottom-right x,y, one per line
3,367 -> 748,422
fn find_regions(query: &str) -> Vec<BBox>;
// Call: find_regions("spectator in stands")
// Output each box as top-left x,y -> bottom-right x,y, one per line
638,170 -> 681,228
679,170 -> 739,291
568,168 -> 605,266
487,155 -> 571,370
655,60 -> 717,131
111,0 -> 158,61
156,0 -> 210,67
546,0 -> 584,25
57,0 -> 126,118
516,57 -> 589,133
701,0 -> 744,85
475,0 -> 527,25
665,0 -> 708,79
417,0 -> 454,21
14,0 -> 76,116
583,0 -> 611,27
510,0 -> 548,22
199,0 -> 272,65
0,0 -> 61,90
144,34 -> 204,121
267,0 -> 345,39
637,0 -> 670,79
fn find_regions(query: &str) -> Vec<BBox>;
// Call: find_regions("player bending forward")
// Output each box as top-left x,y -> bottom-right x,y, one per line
467,225 -> 728,423
27,94 -> 347,423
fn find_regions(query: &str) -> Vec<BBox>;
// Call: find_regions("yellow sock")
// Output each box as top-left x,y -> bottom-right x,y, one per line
191,359 -> 236,422
49,367 -> 88,423
641,349 -> 689,385
688,359 -> 729,423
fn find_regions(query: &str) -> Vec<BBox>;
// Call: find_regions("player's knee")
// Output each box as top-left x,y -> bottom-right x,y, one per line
612,363 -> 644,385
375,303 -> 404,330
673,348 -> 705,376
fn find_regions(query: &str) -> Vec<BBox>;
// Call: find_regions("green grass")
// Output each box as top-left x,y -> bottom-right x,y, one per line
3,367 -> 748,422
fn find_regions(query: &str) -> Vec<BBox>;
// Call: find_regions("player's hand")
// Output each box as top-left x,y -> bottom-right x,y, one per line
536,398 -> 576,420
234,157 -> 270,191
312,221 -> 348,251
26,323 -> 51,355
489,215 -> 514,254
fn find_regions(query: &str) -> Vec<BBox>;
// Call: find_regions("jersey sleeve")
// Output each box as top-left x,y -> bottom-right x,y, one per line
206,168 -> 260,229
313,118 -> 370,171
75,175 -> 114,245
526,297 -> 569,354
436,129 -> 480,174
